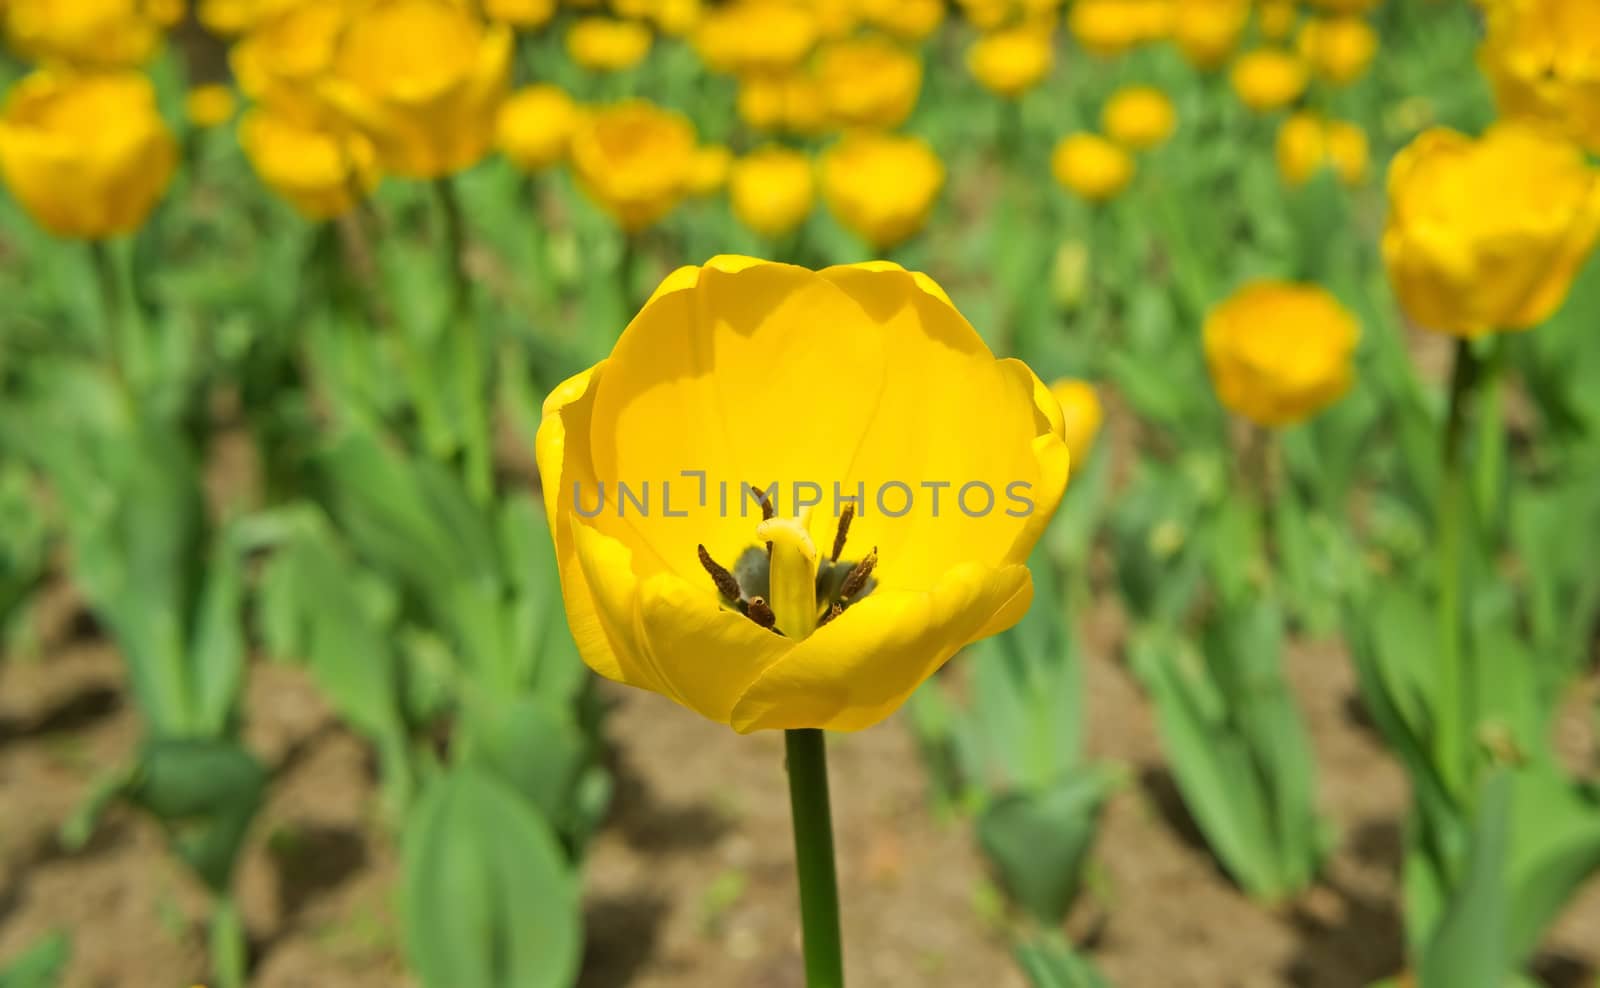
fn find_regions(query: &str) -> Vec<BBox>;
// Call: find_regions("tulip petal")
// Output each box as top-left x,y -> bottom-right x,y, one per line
728,562 -> 1033,732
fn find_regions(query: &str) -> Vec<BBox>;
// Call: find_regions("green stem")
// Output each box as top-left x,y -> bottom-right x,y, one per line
210,896 -> 248,988
785,728 -> 844,988
88,240 -> 133,390
1250,424 -> 1278,578
1436,338 -> 1481,798
435,177 -> 471,320
434,177 -> 493,504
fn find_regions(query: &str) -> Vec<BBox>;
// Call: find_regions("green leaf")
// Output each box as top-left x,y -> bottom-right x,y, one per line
976,769 -> 1119,924
1505,767 -> 1600,963
0,932 -> 70,988
1419,771 -> 1514,988
1013,933 -> 1112,988
402,766 -> 582,988
131,738 -> 267,894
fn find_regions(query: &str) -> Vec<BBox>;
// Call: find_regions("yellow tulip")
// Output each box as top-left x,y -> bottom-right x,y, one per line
730,146 -> 815,239
0,70 -> 176,239
1275,112 -> 1367,187
648,0 -> 702,36
1048,379 -> 1103,465
1173,0 -> 1249,70
1069,0 -> 1170,57
239,108 -> 379,220
1304,0 -> 1378,13
1229,48 -> 1309,112
1102,85 -> 1176,151
820,131 -> 944,249
693,1 -> 817,75
1383,122 -> 1600,337
859,0 -> 944,42
230,0 -> 351,121
4,0 -> 168,68
1297,15 -> 1377,86
816,37 -> 923,129
496,84 -> 581,172
566,16 -> 654,72
536,256 -> 1069,732
1051,133 -> 1134,202
185,84 -> 238,129
966,25 -> 1055,99
484,0 -> 557,29
688,145 -> 732,196
570,100 -> 697,232
956,0 -> 1012,31
1203,281 -> 1359,428
1479,0 -> 1600,155
1257,0 -> 1297,40
322,0 -> 511,179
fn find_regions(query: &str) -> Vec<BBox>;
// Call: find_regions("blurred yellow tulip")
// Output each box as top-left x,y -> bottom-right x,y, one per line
230,1 -> 351,121
484,0 -> 557,30
1275,112 -> 1367,187
693,1 -> 816,75
1069,0 -> 1171,57
1048,379 -> 1103,465
185,84 -> 238,130
496,84 -> 581,172
570,100 -> 697,231
4,0 -> 170,68
820,131 -> 944,249
536,256 -> 1067,731
816,37 -> 923,129
1204,281 -> 1359,428
0,70 -> 176,239
1229,48 -> 1309,112
730,146 -> 815,238
687,145 -> 732,195
859,0 -> 944,42
1173,0 -> 1249,70
966,25 -> 1055,99
1479,0 -> 1600,155
1297,15 -> 1377,86
1257,0 -> 1297,40
1383,122 -> 1600,337
1051,133 -> 1134,202
1102,85 -> 1176,151
566,16 -> 653,72
322,0 -> 511,179
240,108 -> 379,220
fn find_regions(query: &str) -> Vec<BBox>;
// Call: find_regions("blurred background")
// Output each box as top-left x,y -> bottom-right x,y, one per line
3,1 -> 1600,987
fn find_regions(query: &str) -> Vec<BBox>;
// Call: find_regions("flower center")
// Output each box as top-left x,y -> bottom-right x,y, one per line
697,498 -> 877,640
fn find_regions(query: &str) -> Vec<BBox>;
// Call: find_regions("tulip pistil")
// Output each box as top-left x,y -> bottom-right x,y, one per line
697,508 -> 878,637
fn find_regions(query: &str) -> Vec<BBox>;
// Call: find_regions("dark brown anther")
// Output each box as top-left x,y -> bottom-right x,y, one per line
747,596 -> 777,630
698,544 -> 743,602
748,481 -> 776,521
818,601 -> 844,627
830,503 -> 854,562
839,547 -> 877,600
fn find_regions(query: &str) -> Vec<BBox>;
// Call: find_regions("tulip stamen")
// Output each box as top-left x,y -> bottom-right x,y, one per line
747,596 -> 778,631
830,504 -> 854,562
818,601 -> 844,627
698,544 -> 743,602
839,548 -> 878,601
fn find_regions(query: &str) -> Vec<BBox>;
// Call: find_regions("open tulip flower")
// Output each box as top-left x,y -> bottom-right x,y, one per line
536,256 -> 1070,734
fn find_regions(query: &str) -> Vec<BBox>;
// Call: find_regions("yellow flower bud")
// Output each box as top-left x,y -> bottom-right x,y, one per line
1173,0 -> 1248,70
816,37 -> 923,129
1048,379 -> 1103,465
185,84 -> 237,130
1257,0 -> 1297,40
1383,122 -> 1600,337
484,0 -> 557,30
687,145 -> 732,196
1297,15 -> 1377,86
858,0 -> 944,42
0,70 -> 177,239
322,0 -> 511,180
1068,0 -> 1151,57
966,25 -> 1055,99
570,100 -> 697,232
1102,85 -> 1176,151
496,84 -> 580,172
230,1 -> 350,122
1275,112 -> 1367,187
1229,48 -> 1309,113
1051,132 -> 1134,202
3,0 -> 167,69
649,0 -> 702,36
730,146 -> 815,239
1203,281 -> 1359,428
693,1 -> 816,75
1479,0 -> 1600,155
820,131 -> 943,250
240,108 -> 379,220
566,16 -> 653,72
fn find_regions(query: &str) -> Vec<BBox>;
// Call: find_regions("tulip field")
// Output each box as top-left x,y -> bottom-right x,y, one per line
5,0 -> 1600,986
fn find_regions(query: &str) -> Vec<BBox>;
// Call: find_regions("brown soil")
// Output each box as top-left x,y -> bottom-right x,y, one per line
2,589 -> 1598,988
